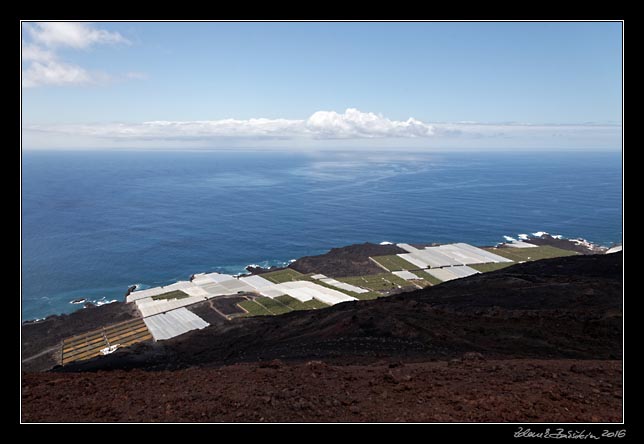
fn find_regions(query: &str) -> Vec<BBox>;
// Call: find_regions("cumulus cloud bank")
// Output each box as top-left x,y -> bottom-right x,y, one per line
25,22 -> 129,49
306,108 -> 434,138
22,22 -> 133,88
23,108 -> 621,150
28,109 -> 436,140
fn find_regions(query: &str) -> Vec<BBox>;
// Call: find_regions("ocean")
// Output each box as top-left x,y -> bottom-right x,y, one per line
21,150 -> 622,321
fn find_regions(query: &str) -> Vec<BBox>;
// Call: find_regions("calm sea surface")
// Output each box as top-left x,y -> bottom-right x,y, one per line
21,150 -> 622,320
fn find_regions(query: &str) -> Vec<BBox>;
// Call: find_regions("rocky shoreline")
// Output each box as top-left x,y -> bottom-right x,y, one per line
21,232 -> 618,373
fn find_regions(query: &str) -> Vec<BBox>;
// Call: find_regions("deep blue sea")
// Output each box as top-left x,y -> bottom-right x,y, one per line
21,150 -> 622,320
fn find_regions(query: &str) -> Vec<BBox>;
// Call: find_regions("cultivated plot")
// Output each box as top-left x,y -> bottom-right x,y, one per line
392,270 -> 421,280
319,277 -> 369,294
412,270 -> 443,285
239,275 -> 275,290
484,245 -> 578,262
396,242 -> 513,269
238,299 -> 273,316
469,262 -> 515,273
425,268 -> 460,282
143,308 -> 209,341
370,255 -> 421,272
136,293 -> 207,317
274,281 -> 357,305
338,273 -> 410,292
255,297 -> 293,315
61,318 -> 152,365
261,268 -> 308,284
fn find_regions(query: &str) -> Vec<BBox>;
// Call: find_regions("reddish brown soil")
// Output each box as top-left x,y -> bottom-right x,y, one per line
21,359 -> 621,423
20,253 -> 623,423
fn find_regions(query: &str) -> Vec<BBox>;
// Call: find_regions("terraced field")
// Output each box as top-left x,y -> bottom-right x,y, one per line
61,318 -> 152,365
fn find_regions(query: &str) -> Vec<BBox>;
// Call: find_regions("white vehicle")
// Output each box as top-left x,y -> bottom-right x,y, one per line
99,344 -> 120,355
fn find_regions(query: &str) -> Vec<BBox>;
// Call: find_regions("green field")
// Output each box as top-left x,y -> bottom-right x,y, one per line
338,273 -> 410,291
255,297 -> 292,315
371,255 -> 420,271
275,294 -> 331,310
237,300 -> 273,316
352,291 -> 382,300
274,294 -> 309,310
412,270 -> 443,286
484,245 -> 578,262
233,245 -> 582,319
261,268 -> 306,283
257,268 -> 393,300
239,295 -> 330,317
302,299 -> 331,309
469,262 -> 516,273
240,267 -> 418,318
151,290 -> 190,301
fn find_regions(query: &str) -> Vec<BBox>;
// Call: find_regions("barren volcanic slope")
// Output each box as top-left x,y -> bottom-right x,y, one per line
22,253 -> 622,422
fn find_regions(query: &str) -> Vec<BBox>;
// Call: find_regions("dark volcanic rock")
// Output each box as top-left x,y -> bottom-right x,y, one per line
246,265 -> 282,275
289,242 -> 406,277
59,253 -> 622,373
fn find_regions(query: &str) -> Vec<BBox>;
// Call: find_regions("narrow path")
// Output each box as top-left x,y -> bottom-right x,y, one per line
208,300 -> 230,320
369,256 -> 391,272
22,345 -> 60,363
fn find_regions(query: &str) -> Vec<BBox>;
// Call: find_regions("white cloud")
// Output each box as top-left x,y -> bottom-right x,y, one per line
25,22 -> 129,49
22,23 -> 137,88
22,60 -> 96,88
24,109 -> 437,140
21,43 -> 56,62
23,108 -> 621,151
306,108 -> 434,138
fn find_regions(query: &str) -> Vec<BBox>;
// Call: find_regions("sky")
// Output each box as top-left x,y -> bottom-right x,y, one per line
21,21 -> 623,150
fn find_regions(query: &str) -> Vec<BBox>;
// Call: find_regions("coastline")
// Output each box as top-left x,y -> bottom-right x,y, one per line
21,232 -> 619,372
22,231 -> 616,323
22,241 -> 622,422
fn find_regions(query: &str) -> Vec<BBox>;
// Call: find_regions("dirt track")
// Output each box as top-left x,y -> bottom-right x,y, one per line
21,359 -> 621,423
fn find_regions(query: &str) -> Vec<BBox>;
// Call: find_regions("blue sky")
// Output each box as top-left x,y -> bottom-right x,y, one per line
21,21 -> 622,150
